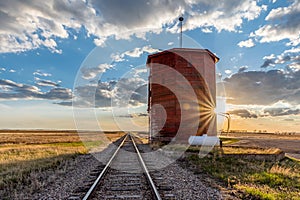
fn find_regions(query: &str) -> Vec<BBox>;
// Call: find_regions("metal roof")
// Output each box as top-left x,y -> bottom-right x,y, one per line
146,48 -> 220,64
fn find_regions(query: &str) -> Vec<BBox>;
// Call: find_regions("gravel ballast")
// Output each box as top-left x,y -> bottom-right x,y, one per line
6,142 -> 238,199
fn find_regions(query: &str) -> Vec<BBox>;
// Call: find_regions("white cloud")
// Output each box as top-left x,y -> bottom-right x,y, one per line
260,44 -> 300,69
43,38 -> 62,54
184,0 -> 266,32
225,69 -> 232,74
81,64 -> 114,80
110,53 -> 125,62
202,28 -> 213,33
9,69 -> 16,73
124,47 -> 145,58
125,46 -> 159,58
35,77 -> 60,87
72,78 -> 147,108
0,0 -> 96,53
33,70 -> 52,77
0,0 -> 268,53
142,46 -> 160,54
283,47 -> 300,54
263,54 -> 276,60
238,66 -> 248,73
0,78 -> 72,100
111,45 -> 160,62
272,45 -> 300,70
238,38 -> 255,48
251,0 -> 300,46
222,69 -> 300,105
132,68 -> 148,78
288,62 -> 300,72
94,37 -> 107,47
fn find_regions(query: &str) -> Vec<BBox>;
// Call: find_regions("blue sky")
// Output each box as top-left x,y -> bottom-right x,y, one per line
0,0 -> 299,132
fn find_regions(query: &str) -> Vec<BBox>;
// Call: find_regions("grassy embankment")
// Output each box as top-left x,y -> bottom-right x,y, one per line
187,138 -> 300,200
0,131 -> 124,194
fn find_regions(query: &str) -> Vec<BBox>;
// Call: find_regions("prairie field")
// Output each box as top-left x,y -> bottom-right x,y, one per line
186,136 -> 300,200
221,132 -> 300,160
188,154 -> 300,200
1,130 -> 299,199
0,130 -> 125,195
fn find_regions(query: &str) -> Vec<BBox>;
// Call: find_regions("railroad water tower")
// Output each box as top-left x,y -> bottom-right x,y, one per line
147,48 -> 219,144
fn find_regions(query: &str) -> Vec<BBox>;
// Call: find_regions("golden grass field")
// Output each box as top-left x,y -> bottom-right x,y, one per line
1,130 -> 299,200
186,136 -> 300,200
0,130 -> 125,195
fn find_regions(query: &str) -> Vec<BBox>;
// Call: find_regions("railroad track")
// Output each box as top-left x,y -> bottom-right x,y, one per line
69,133 -> 173,200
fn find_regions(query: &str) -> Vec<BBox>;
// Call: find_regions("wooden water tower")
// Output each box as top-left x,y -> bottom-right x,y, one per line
147,48 -> 219,144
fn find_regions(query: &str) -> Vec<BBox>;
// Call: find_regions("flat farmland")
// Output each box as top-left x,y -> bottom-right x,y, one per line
0,130 -> 125,198
222,133 -> 300,160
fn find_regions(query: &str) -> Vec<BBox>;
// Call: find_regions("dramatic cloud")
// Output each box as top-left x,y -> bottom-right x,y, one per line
263,107 -> 300,117
35,77 -> 60,87
43,88 -> 72,100
238,66 -> 248,73
227,105 -> 300,118
0,0 -> 267,53
261,46 -> 300,71
0,0 -> 96,53
183,0 -> 266,32
251,0 -> 300,46
117,113 -> 148,118
288,62 -> 300,72
238,38 -> 255,48
81,64 -> 114,80
261,59 -> 275,68
0,79 -> 71,100
229,109 -> 258,118
72,78 -> 147,108
54,101 -> 72,106
284,118 -> 294,121
223,69 -> 300,105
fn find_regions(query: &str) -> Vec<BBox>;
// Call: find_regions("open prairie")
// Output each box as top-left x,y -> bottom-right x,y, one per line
222,132 -> 300,160
0,130 -> 125,197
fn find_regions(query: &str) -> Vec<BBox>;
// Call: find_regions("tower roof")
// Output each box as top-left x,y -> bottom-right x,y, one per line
146,48 -> 219,64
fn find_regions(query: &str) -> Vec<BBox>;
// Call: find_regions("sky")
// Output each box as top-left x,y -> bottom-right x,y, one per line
0,0 -> 299,132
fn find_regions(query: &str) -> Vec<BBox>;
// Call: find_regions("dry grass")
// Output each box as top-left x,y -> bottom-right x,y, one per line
269,165 -> 294,177
224,132 -> 300,140
0,130 -> 125,196
188,154 -> 300,200
222,147 -> 282,154
0,143 -> 87,164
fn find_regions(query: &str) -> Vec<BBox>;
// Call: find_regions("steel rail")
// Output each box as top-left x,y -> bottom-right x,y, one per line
82,134 -> 128,200
130,134 -> 162,200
